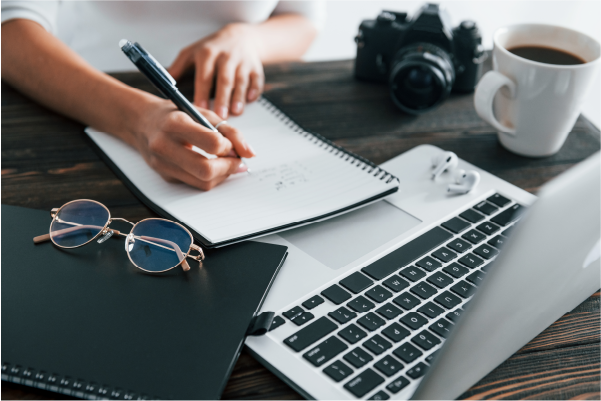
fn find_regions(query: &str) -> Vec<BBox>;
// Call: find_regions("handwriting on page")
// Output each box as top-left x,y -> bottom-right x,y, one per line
256,162 -> 313,191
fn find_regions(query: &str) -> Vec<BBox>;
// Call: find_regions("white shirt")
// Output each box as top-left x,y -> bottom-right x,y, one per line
2,1 -> 325,72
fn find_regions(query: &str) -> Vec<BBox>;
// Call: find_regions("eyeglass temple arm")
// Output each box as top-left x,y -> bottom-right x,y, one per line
33,225 -> 122,244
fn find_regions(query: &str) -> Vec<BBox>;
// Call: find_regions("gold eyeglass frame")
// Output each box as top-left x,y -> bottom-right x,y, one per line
33,199 -> 205,273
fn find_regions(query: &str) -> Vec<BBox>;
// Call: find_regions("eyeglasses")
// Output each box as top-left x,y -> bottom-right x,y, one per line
33,199 -> 204,273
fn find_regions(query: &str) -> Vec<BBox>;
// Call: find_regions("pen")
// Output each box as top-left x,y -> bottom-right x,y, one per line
119,39 -> 218,132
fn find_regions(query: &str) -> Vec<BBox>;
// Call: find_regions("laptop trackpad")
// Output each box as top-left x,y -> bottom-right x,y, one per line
279,201 -> 421,270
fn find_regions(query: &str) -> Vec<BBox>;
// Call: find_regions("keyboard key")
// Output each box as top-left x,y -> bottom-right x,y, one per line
386,376 -> 410,394
283,306 -> 304,321
392,293 -> 422,310
467,271 -> 486,286
369,390 -> 390,400
425,350 -> 439,364
410,282 -> 438,299
393,343 -> 423,363
462,229 -> 486,244
432,247 -> 457,263
291,312 -> 315,326
488,235 -> 506,249
503,225 -> 515,237
344,369 -> 384,398
269,315 -> 285,331
363,334 -> 392,355
492,204 -> 523,226
441,217 -> 471,233
328,307 -> 357,324
447,238 -> 472,254
376,303 -> 402,320
487,193 -> 511,208
382,323 -> 410,343
443,262 -> 469,278
411,330 -> 441,350
303,336 -> 348,367
458,253 -> 484,268
382,276 -> 410,293
430,319 -> 454,338
365,285 -> 393,303
400,312 -> 428,330
284,316 -> 337,352
338,324 -> 368,344
474,244 -> 499,260
474,201 -> 498,215
434,291 -> 462,309
302,295 -> 324,310
340,272 -> 374,294
374,355 -> 403,377
406,362 -> 428,379
418,302 -> 445,318
358,312 -> 386,332
348,296 -> 375,313
399,266 -> 426,282
344,347 -> 373,368
416,256 -> 442,272
446,309 -> 463,322
321,284 -> 352,305
427,272 -> 454,288
362,227 -> 453,280
451,280 -> 477,298
476,221 -> 501,236
323,360 -> 353,382
460,209 -> 485,223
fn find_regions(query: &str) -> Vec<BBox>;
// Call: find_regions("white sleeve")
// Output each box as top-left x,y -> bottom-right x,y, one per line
1,1 -> 59,34
271,1 -> 326,31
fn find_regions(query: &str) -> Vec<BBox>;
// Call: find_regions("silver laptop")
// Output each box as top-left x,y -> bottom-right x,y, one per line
246,144 -> 600,400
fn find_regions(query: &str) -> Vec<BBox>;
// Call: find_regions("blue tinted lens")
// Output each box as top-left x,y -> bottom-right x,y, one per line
50,200 -> 109,247
127,219 -> 192,272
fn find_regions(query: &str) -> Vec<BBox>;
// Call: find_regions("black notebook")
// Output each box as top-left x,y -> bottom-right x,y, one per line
86,98 -> 400,248
1,205 -> 288,399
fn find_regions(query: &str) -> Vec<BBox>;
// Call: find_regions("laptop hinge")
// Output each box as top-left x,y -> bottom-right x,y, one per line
246,312 -> 275,336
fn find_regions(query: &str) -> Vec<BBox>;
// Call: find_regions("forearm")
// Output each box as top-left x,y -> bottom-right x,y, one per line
1,19 -> 156,146
247,14 -> 317,64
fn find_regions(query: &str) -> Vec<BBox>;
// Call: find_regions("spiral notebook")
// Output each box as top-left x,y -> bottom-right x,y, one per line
86,98 -> 400,247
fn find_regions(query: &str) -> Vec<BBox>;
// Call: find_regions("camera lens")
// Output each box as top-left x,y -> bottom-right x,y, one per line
389,43 -> 455,114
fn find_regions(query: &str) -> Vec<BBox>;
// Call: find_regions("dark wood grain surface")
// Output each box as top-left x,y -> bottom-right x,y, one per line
2,57 -> 600,400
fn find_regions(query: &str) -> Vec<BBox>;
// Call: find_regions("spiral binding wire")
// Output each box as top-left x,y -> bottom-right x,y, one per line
258,97 -> 400,184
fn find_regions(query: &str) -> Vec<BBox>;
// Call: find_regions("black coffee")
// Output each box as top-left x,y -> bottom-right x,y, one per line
508,45 -> 585,65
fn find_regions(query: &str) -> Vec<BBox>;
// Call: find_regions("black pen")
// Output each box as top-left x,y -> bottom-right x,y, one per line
119,39 -> 218,132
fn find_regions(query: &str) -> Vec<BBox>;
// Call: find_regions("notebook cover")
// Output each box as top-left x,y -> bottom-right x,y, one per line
1,205 -> 288,399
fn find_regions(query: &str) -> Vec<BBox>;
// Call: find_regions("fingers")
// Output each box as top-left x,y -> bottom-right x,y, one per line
193,48 -> 218,110
154,156 -> 246,191
165,112 -> 233,156
247,68 -> 264,102
213,54 -> 236,119
168,47 -> 192,81
230,65 -> 249,116
218,123 -> 255,158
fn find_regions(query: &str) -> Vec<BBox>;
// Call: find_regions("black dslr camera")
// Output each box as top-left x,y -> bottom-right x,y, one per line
354,3 -> 486,114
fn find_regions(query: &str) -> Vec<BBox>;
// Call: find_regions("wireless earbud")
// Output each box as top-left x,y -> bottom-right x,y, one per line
448,169 -> 480,194
432,151 -> 458,180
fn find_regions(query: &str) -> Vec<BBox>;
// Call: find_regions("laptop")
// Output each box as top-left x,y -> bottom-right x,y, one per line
245,144 -> 600,400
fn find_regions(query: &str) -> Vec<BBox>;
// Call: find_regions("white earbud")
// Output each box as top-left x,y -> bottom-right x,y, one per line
448,169 -> 480,194
431,151 -> 458,180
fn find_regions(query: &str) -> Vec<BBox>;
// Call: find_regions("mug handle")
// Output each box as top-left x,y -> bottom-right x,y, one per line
474,71 -> 517,135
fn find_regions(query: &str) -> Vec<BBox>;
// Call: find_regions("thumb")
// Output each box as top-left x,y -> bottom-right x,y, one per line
168,50 -> 192,81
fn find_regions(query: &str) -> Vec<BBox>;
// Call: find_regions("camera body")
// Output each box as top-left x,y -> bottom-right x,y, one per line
355,4 -> 486,114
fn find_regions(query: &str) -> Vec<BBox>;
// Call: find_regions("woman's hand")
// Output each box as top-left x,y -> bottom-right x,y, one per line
129,97 -> 255,191
169,23 -> 265,119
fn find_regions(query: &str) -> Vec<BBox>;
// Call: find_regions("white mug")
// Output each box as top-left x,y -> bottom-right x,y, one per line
474,24 -> 600,157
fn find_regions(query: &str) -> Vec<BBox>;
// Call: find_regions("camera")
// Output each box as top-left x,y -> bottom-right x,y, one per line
354,3 -> 486,114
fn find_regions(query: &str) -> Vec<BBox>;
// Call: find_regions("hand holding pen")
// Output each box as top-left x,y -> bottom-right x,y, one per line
120,39 -> 255,189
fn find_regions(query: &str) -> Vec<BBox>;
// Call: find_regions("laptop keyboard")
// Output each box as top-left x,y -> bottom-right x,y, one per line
273,193 -> 522,399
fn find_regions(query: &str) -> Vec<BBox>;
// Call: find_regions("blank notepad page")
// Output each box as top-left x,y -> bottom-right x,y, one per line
87,98 -> 399,245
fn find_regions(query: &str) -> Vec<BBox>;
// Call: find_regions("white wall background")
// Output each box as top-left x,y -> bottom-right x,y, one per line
303,1 -> 601,128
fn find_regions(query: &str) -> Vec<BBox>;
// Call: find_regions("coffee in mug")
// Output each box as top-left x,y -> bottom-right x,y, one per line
474,24 -> 600,157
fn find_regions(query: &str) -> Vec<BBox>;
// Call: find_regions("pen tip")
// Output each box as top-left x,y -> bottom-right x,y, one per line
119,39 -> 129,49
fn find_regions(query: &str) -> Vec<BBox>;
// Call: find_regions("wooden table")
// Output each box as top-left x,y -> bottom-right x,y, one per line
2,57 -> 600,400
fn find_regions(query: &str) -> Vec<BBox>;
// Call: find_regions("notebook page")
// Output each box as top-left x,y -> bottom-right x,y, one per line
86,99 -> 398,244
